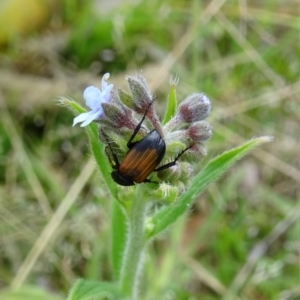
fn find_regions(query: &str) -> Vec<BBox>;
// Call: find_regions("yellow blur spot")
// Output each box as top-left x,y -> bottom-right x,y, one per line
0,0 -> 51,45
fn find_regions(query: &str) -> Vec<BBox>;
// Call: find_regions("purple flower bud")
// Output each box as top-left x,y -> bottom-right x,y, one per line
177,93 -> 211,123
101,101 -> 137,130
188,121 -> 212,143
73,73 -> 113,127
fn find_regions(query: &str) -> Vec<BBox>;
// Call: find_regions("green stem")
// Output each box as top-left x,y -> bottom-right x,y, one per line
111,200 -> 127,280
119,185 -> 148,299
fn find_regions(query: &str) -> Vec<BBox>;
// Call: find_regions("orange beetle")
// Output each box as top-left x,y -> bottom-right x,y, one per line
104,100 -> 190,186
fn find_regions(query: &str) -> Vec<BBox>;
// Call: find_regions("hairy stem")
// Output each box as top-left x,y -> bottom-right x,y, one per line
119,185 -> 148,299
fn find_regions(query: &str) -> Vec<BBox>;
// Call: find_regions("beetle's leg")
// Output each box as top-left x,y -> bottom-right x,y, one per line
143,178 -> 159,184
154,146 -> 192,172
105,146 -> 116,168
101,129 -> 120,168
127,98 -> 155,149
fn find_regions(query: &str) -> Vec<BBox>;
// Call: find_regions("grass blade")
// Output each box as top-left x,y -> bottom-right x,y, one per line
162,79 -> 177,124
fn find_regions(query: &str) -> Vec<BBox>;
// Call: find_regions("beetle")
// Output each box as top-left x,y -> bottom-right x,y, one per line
103,100 -> 191,186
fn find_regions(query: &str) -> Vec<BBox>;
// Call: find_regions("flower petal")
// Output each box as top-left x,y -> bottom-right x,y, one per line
80,110 -> 102,127
101,73 -> 110,90
73,111 -> 95,127
83,86 -> 102,109
74,73 -> 113,127
102,83 -> 114,103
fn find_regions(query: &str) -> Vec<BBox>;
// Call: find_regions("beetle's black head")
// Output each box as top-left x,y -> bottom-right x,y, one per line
111,170 -> 135,186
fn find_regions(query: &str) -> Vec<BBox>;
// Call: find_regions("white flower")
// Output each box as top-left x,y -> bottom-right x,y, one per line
73,73 -> 113,127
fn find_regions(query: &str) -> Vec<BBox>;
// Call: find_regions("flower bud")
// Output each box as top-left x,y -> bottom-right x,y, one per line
150,182 -> 178,203
179,162 -> 194,183
188,121 -> 212,143
165,140 -> 187,157
118,88 -> 134,108
184,144 -> 207,162
126,75 -> 152,113
177,93 -> 211,123
102,103 -> 130,128
157,164 -> 181,182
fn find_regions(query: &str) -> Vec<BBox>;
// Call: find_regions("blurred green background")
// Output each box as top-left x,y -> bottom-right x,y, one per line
0,0 -> 299,299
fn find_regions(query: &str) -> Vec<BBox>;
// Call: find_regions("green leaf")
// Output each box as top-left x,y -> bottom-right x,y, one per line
67,279 -> 125,300
146,136 -> 273,239
162,79 -> 177,124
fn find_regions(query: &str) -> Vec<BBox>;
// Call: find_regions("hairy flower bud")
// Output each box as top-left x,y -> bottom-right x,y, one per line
100,90 -> 141,131
188,121 -> 212,143
118,88 -> 134,108
149,183 -> 178,203
179,162 -> 194,183
185,144 -> 207,162
157,164 -> 181,182
177,93 -> 211,123
101,102 -> 130,128
126,75 -> 152,113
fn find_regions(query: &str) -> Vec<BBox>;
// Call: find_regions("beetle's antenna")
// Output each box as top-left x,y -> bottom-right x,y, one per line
101,129 -> 120,167
127,98 -> 156,148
